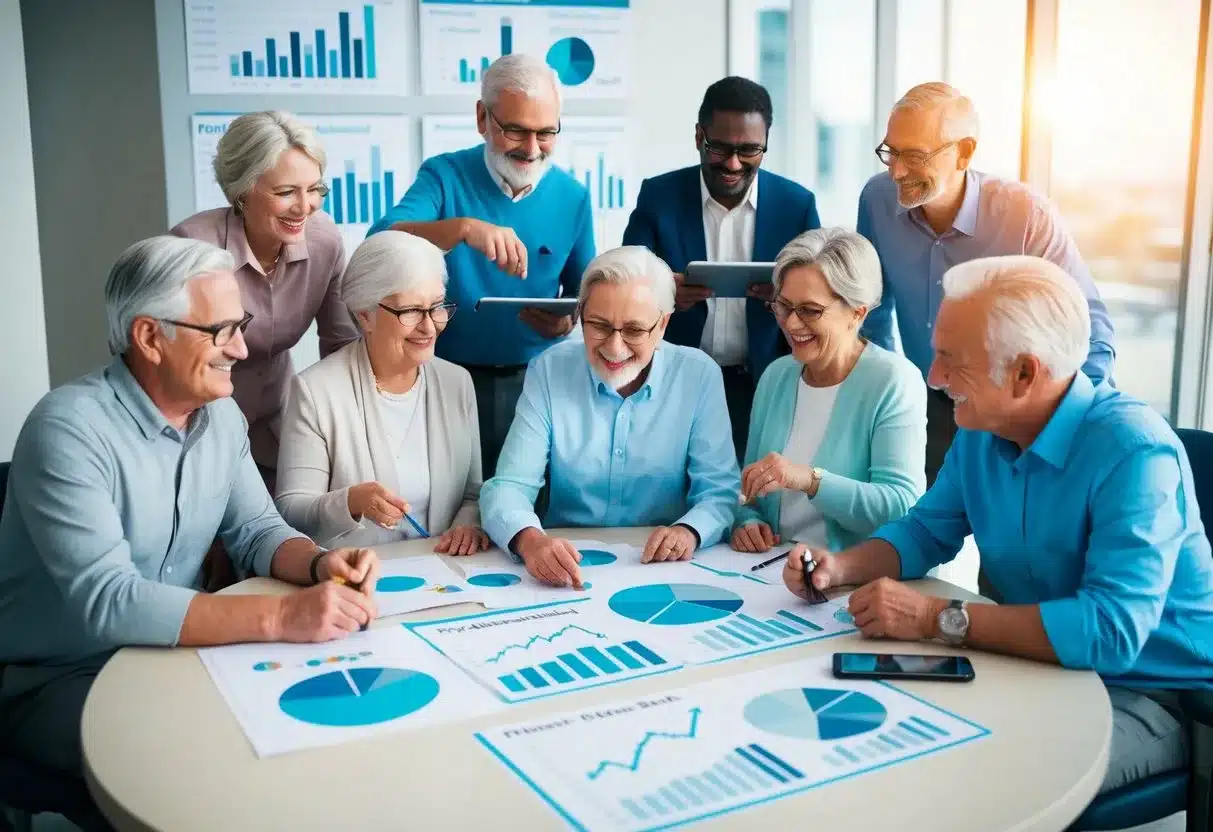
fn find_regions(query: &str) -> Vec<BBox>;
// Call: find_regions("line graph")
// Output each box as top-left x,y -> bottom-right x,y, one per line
485,625 -> 607,664
587,707 -> 702,780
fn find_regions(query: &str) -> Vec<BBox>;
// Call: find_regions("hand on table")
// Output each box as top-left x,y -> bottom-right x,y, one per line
348,481 -> 410,530
673,273 -> 714,311
731,522 -> 781,553
434,525 -> 490,555
642,525 -> 698,563
515,529 -> 584,588
782,544 -> 841,603
277,548 -> 380,641
464,219 -> 527,278
741,452 -> 815,503
519,308 -> 575,339
848,577 -> 939,641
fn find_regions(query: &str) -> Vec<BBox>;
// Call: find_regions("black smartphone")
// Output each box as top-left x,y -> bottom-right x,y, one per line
832,652 -> 976,682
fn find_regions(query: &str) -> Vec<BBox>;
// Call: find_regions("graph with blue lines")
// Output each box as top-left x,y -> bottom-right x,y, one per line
185,0 -> 409,94
476,657 -> 990,831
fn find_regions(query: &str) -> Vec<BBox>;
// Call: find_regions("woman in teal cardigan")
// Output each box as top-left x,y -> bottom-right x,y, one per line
733,227 -> 927,553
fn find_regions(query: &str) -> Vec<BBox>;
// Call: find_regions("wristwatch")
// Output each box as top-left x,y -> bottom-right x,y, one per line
937,599 -> 970,645
808,466 -> 825,497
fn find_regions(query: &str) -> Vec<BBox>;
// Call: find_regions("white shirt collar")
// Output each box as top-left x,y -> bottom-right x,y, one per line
700,170 -> 759,214
483,145 -> 534,202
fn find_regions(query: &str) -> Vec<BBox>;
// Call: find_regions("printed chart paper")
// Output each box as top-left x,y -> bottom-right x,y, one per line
459,541 -> 644,609
372,555 -> 480,617
476,657 -> 989,831
690,543 -> 792,585
200,626 -> 502,757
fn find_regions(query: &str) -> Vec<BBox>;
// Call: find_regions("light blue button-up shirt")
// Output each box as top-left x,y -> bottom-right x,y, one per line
857,169 -> 1116,384
0,357 -> 302,666
875,373 -> 1213,687
480,340 -> 741,555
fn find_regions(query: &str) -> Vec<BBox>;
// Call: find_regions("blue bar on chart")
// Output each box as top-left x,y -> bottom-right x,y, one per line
304,47 -> 315,78
329,50 -> 339,78
319,145 -> 398,229
694,608 -> 833,654
339,11 -> 352,77
621,744 -> 803,818
492,640 -> 668,694
344,165 -> 357,222
279,56 -> 289,76
501,16 -> 513,55
353,38 -> 364,78
568,154 -> 628,212
266,37 -> 277,76
370,145 -> 382,219
254,59 -> 265,77
316,30 -> 327,77
229,55 -> 240,76
228,5 -> 378,81
290,31 -> 302,77
241,51 -> 253,77
330,179 -> 344,223
899,719 -> 937,743
364,4 -> 377,78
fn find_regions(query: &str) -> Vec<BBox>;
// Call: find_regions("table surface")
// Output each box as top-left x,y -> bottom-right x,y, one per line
82,529 -> 1112,832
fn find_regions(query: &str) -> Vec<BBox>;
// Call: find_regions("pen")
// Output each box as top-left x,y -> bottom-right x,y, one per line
802,555 -> 830,605
403,512 -> 430,539
329,576 -> 369,630
750,550 -> 790,572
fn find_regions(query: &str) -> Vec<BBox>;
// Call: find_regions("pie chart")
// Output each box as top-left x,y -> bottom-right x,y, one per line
579,549 -> 617,566
279,667 -> 440,727
468,573 -> 522,588
546,37 -> 595,86
834,608 -> 855,625
377,576 -> 426,593
608,583 -> 743,626
744,688 -> 887,741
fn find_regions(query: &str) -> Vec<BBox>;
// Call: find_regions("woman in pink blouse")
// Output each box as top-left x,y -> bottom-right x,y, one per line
172,111 -> 360,488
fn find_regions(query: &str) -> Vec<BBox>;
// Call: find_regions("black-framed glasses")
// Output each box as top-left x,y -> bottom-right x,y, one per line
581,314 -> 663,346
701,135 -> 767,162
378,301 -> 457,328
874,141 -> 957,169
158,311 -> 254,346
767,297 -> 837,326
486,108 -> 561,143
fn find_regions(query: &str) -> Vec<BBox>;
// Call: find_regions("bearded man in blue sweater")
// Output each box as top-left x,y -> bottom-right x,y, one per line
369,54 -> 595,476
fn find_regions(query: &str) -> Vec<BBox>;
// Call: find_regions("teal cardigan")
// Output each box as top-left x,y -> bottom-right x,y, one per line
735,345 -> 928,550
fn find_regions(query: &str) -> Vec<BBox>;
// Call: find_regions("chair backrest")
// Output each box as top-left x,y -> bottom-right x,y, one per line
0,461 -> 8,520
1175,428 -> 1213,528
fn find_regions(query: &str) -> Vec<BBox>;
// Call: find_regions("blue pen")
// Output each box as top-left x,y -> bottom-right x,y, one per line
403,512 -> 430,539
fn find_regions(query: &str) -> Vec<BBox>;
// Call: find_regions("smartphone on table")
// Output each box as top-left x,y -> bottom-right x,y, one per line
832,652 -> 976,682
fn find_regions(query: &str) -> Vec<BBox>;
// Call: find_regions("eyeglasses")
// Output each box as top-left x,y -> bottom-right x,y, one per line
767,297 -> 837,325
701,135 -> 767,162
158,311 -> 254,346
581,314 -> 663,346
378,302 -> 457,328
486,108 -> 561,144
874,141 -> 957,169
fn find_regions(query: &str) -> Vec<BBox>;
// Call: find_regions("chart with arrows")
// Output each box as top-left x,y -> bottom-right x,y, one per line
476,656 -> 989,831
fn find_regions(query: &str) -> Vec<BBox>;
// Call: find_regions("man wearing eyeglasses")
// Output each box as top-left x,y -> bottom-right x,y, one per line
369,54 -> 595,477
857,82 -> 1115,485
623,77 -> 821,463
0,237 -> 382,825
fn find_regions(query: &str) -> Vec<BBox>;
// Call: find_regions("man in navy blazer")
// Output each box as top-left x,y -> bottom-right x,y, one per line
623,77 -> 820,461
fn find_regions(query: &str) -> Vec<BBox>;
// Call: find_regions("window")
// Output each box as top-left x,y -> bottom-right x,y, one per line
1047,0 -> 1201,414
728,0 -> 792,177
895,0 -> 944,98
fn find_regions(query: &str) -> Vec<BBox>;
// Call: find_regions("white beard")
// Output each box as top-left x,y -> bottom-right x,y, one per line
488,146 -> 551,192
895,175 -> 946,210
595,349 -> 644,392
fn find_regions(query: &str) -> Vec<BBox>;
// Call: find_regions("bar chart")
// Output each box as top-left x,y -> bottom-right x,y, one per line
495,638 -> 670,697
185,0 -> 408,94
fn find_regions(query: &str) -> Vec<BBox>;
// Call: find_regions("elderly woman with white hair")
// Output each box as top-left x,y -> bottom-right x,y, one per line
732,227 -> 927,554
274,231 -> 487,554
480,246 -> 740,588
172,110 -> 359,486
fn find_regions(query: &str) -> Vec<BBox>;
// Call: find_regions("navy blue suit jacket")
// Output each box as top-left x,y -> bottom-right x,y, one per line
622,166 -> 821,379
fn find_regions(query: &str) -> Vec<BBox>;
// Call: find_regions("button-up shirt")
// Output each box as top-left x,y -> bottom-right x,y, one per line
857,169 -> 1116,384
699,173 -> 756,368
0,357 -> 302,666
171,207 -> 361,468
875,373 -> 1213,687
480,340 -> 741,555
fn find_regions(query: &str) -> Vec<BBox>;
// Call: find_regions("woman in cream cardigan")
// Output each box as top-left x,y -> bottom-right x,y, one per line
733,227 -> 927,553
275,230 -> 487,553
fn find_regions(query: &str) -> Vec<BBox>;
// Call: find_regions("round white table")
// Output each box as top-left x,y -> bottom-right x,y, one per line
82,529 -> 1112,831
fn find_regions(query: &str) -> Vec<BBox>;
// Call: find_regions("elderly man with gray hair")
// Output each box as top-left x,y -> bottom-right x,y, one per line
857,82 -> 1115,486
783,254 -> 1213,800
0,237 -> 381,815
369,54 -> 596,477
481,246 -> 739,589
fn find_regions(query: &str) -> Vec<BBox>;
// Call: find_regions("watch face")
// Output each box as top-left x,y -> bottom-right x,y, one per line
941,608 -> 967,635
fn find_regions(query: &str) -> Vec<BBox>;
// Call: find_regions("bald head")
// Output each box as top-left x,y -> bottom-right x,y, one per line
891,82 -> 979,144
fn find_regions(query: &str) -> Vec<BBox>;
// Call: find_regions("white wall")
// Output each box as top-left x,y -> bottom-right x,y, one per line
0,0 -> 49,459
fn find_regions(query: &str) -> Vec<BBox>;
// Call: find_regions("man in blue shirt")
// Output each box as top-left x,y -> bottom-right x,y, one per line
857,82 -> 1115,484
623,77 -> 820,461
784,255 -> 1212,797
0,237 -> 382,822
369,54 -> 596,476
481,247 -> 740,588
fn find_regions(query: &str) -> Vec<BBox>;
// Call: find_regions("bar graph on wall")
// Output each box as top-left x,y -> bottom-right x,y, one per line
551,117 -> 634,251
185,0 -> 408,94
190,114 -> 412,257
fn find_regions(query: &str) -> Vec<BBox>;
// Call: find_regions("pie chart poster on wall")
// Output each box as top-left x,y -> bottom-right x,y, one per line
418,0 -> 630,98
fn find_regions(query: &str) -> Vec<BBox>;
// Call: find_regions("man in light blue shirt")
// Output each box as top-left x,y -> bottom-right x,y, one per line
481,246 -> 740,587
857,82 -> 1115,483
784,255 -> 1212,797
0,238 -> 381,817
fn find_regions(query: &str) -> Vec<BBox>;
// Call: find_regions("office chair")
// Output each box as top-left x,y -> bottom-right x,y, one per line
1070,428 -> 1213,830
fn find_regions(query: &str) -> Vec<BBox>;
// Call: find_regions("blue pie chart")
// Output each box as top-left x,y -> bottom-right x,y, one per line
546,37 -> 595,86
279,667 -> 440,727
468,573 -> 522,588
377,575 -> 426,593
579,549 -> 617,566
609,583 -> 743,626
744,688 -> 887,741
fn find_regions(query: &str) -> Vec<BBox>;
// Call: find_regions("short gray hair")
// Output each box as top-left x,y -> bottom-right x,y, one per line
481,54 -> 562,110
578,246 -> 676,314
943,255 -> 1090,384
213,111 -> 326,210
342,231 -> 448,315
892,82 -> 980,143
105,236 -> 234,354
773,228 -> 882,312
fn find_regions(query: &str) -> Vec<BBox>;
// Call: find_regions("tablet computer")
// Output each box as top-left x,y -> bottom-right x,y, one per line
474,297 -> 579,315
684,261 -> 776,299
